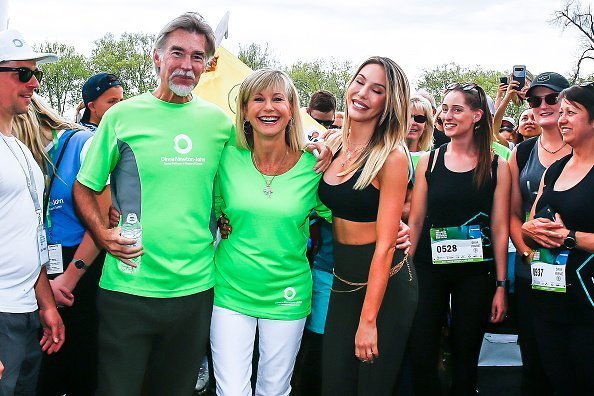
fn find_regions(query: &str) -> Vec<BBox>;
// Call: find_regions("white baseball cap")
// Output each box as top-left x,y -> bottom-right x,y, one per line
0,29 -> 58,64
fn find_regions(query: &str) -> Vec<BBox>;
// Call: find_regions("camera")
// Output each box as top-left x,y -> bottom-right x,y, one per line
499,76 -> 509,85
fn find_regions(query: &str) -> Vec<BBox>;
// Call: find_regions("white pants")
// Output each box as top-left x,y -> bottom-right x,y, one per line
210,305 -> 306,396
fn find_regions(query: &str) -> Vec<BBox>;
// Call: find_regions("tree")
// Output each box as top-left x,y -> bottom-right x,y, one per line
238,42 -> 278,70
553,1 -> 594,82
286,59 -> 353,111
36,42 -> 90,115
91,32 -> 156,97
416,62 -> 526,120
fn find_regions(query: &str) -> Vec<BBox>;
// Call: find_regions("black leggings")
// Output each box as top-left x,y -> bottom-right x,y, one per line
514,274 -> 553,396
408,264 -> 494,396
322,243 -> 418,396
533,316 -> 594,396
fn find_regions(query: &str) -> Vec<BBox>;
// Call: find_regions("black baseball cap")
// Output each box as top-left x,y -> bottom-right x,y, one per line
526,72 -> 570,97
81,73 -> 122,123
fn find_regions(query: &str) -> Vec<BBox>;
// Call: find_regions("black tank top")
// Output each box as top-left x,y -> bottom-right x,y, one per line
533,154 -> 594,324
414,144 -> 498,269
318,150 -> 380,222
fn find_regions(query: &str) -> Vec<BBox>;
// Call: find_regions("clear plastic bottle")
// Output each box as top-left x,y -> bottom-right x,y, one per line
119,213 -> 142,274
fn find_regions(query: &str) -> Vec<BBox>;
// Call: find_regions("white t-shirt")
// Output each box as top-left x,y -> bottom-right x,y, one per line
0,135 -> 45,313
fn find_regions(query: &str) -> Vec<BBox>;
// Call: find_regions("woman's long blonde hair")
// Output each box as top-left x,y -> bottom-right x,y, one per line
235,69 -> 304,152
13,94 -> 83,174
339,56 -> 411,189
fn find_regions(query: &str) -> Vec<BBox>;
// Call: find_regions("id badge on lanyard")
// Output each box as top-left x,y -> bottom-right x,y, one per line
430,224 -> 484,265
531,248 -> 568,293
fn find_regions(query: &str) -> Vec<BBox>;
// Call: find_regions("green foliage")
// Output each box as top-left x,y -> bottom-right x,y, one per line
36,42 -> 90,115
238,42 -> 278,70
91,32 -> 156,97
285,59 -> 353,111
416,62 -> 527,121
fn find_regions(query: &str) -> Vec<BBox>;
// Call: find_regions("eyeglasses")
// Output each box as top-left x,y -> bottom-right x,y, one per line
411,114 -> 427,123
0,67 -> 43,83
313,118 -> 335,128
527,92 -> 559,108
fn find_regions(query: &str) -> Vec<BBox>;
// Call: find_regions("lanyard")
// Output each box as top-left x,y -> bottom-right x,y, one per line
1,135 -> 42,213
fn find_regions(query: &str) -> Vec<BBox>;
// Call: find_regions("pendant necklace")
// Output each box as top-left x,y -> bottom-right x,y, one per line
341,134 -> 366,168
252,150 -> 288,198
538,136 -> 566,155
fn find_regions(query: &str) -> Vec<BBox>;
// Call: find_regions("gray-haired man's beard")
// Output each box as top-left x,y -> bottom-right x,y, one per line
168,69 -> 197,97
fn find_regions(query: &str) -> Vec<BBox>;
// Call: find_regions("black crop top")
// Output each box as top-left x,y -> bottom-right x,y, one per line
318,150 -> 380,222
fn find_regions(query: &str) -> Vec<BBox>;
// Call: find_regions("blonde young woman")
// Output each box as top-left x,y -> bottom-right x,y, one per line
210,69 -> 331,396
318,56 -> 418,396
12,94 -> 111,395
408,83 -> 510,396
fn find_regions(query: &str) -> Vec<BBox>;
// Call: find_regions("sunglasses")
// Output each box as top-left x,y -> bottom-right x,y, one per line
0,67 -> 43,83
436,117 -> 443,126
313,118 -> 335,128
527,92 -> 558,108
445,82 -> 478,93
579,81 -> 594,89
411,114 -> 427,123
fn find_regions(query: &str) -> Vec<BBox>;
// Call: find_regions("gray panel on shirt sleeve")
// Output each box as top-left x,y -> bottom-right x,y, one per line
111,139 -> 141,223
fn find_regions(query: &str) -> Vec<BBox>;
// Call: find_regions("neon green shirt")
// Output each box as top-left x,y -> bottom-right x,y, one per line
492,142 -> 511,160
214,146 -> 331,320
77,92 -> 234,297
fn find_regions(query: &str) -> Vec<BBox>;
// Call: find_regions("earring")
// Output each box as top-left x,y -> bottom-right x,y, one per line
285,118 -> 294,133
243,119 -> 253,134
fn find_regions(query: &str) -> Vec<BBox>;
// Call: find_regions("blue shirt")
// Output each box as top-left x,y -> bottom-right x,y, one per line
45,129 -> 94,247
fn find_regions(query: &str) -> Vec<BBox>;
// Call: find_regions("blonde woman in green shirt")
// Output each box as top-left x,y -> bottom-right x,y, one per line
210,69 -> 331,396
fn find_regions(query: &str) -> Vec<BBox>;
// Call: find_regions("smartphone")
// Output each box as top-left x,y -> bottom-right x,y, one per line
534,204 -> 556,221
499,76 -> 509,85
512,65 -> 526,90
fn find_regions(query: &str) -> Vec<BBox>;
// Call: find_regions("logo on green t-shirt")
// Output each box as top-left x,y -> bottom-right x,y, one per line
174,134 -> 193,155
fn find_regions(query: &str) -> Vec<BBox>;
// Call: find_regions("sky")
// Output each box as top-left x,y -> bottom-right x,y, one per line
4,0 -> 592,86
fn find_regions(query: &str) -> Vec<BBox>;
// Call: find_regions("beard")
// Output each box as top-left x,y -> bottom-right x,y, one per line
168,69 -> 196,97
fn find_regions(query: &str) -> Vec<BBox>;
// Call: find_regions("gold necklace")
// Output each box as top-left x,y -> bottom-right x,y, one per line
340,135 -> 367,168
252,150 -> 288,198
539,136 -> 567,154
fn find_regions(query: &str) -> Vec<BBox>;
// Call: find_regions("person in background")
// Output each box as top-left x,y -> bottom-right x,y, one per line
403,95 -> 434,222
509,71 -> 571,396
499,116 -> 518,145
517,108 -> 542,141
306,90 -> 336,129
77,72 -> 124,131
521,82 -> 594,396
319,56 -> 418,395
0,28 -> 64,395
13,94 -> 111,396
408,83 -> 510,396
333,111 -> 344,129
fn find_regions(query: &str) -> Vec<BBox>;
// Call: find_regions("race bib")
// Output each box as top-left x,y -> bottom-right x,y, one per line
47,244 -> 64,275
531,248 -> 568,293
430,225 -> 484,265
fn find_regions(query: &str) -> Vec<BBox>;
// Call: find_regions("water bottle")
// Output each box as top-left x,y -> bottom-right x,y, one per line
119,213 -> 142,274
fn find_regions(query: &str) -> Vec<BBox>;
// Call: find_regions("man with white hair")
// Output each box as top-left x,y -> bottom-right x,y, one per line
73,13 -> 234,395
0,29 -> 64,395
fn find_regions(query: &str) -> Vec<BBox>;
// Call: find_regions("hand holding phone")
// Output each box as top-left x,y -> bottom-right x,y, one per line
512,65 -> 526,91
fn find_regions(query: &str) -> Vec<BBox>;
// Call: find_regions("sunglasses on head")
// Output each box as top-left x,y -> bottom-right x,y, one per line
527,92 -> 559,108
313,118 -> 335,128
0,66 -> 43,83
445,82 -> 478,93
580,81 -> 594,89
411,114 -> 427,123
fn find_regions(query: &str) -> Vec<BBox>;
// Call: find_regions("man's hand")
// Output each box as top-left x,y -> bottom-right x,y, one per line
304,142 -> 332,173
97,227 -> 143,267
39,308 -> 65,354
396,221 -> 411,253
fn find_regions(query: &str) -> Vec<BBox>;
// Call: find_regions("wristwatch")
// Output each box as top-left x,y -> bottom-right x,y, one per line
495,280 -> 508,289
73,259 -> 90,270
564,230 -> 577,250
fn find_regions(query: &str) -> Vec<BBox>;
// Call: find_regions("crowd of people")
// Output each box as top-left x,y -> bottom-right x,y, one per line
0,10 -> 593,396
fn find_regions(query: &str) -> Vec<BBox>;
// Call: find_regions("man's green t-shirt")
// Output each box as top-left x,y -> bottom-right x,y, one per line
77,92 -> 234,298
214,146 -> 331,320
